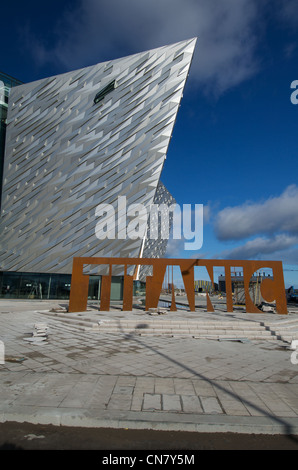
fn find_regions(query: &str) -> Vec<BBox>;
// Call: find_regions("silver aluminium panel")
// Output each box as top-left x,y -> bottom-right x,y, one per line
0,39 -> 196,274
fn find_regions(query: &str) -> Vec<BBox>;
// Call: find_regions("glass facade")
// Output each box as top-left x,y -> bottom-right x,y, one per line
0,271 -> 72,300
0,271 -> 145,301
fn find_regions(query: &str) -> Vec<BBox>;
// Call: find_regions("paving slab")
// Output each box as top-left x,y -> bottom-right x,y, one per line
1,299 -> 298,435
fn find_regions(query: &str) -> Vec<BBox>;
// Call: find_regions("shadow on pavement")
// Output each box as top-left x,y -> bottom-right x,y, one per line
118,320 -> 298,446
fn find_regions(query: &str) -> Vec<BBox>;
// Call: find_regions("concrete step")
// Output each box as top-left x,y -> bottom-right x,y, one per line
42,310 -> 290,342
85,322 -> 278,341
137,333 -> 280,341
86,326 -> 275,335
41,311 -> 99,328
262,318 -> 298,342
264,319 -> 298,328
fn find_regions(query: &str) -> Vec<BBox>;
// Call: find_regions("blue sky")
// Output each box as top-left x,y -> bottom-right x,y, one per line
2,0 -> 298,287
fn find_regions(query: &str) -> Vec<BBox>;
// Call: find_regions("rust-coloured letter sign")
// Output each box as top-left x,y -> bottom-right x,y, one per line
68,257 -> 288,315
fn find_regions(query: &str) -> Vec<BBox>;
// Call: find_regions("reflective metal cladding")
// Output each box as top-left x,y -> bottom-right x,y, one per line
0,39 -> 197,274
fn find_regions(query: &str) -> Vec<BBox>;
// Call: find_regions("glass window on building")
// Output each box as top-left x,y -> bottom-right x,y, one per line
0,272 -> 71,300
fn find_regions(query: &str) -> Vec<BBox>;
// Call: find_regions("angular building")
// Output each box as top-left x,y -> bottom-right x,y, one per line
0,72 -> 23,209
138,180 -> 176,282
0,39 -> 196,299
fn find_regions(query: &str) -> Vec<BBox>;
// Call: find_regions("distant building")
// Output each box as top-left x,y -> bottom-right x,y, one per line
218,271 -> 273,305
194,279 -> 214,293
287,286 -> 298,302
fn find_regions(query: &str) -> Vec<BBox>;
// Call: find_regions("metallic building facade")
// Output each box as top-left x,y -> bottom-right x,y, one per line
0,72 -> 22,209
0,39 -> 196,281
138,180 -> 176,282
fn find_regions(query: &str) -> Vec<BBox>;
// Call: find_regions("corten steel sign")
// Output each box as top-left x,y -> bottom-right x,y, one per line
68,257 -> 288,315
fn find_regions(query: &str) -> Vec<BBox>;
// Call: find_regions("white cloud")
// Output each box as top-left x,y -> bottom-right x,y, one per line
266,247 -> 298,265
218,234 -> 298,260
214,185 -> 298,264
165,237 -> 185,258
26,0 -> 262,95
214,185 -> 298,241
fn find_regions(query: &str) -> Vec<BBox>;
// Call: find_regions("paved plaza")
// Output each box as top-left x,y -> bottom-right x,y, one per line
1,298 -> 298,435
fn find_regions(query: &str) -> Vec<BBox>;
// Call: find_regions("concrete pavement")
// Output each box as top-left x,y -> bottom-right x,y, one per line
1,298 -> 298,435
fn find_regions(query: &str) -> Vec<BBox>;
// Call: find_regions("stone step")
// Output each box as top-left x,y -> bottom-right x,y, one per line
87,329 -> 279,341
92,323 -> 273,331
42,310 -> 293,342
86,326 -> 274,334
267,326 -> 298,334
262,319 -> 298,342
95,319 -> 265,327
84,324 -> 278,341
281,336 -> 298,342
139,334 -> 280,340
83,330 -> 278,341
266,323 -> 298,331
99,324 -> 266,330
42,311 -> 100,328
265,328 -> 298,342
263,319 -> 298,328
45,312 -> 268,331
